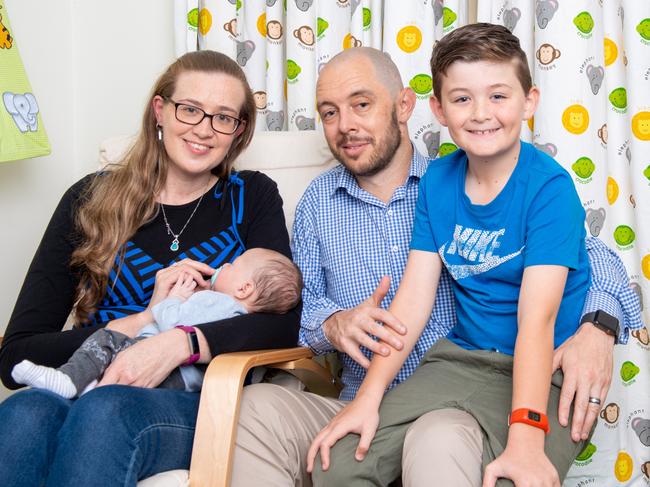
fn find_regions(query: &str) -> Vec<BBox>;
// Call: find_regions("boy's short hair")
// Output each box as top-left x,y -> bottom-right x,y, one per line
429,23 -> 532,100
252,253 -> 303,314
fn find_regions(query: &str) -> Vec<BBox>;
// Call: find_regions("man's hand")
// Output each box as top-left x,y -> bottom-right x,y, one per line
323,276 -> 406,368
553,322 -> 615,441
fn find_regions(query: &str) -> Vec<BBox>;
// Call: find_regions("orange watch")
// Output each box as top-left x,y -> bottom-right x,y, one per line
508,408 -> 550,434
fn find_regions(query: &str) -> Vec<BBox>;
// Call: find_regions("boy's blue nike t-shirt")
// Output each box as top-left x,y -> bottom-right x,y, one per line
411,141 -> 590,355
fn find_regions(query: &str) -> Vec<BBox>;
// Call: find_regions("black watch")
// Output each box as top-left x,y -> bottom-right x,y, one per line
580,310 -> 620,343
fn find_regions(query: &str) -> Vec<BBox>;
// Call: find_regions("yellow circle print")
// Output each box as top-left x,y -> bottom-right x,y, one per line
631,111 -> 650,141
396,26 -> 422,53
257,13 -> 267,37
640,254 -> 650,280
343,33 -> 362,49
562,105 -> 589,134
606,177 -> 619,205
615,451 -> 633,482
604,38 -> 617,66
199,8 -> 212,35
641,254 -> 650,280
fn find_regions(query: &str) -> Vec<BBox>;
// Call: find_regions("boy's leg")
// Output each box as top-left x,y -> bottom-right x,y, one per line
312,340 -> 488,487
540,371 -> 588,480
58,328 -> 136,393
462,355 -> 587,485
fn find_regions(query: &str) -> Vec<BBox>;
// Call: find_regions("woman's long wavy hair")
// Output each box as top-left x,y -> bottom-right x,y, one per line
70,50 -> 256,324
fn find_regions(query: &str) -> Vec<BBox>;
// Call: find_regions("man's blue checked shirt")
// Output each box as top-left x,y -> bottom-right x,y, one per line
292,148 -> 642,401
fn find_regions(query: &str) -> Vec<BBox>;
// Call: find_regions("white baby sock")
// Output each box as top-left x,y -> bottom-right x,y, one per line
11,360 -> 77,399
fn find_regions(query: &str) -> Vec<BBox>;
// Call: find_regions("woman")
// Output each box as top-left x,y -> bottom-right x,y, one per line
0,50 -> 299,486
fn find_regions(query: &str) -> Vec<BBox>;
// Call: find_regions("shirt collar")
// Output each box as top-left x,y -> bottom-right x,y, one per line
332,144 -> 429,197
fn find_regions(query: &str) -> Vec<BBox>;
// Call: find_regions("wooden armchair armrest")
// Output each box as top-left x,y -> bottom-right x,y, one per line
189,347 -> 338,487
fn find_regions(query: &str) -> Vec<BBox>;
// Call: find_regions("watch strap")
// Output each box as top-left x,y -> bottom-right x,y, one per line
581,310 -> 619,343
508,408 -> 550,434
175,325 -> 200,365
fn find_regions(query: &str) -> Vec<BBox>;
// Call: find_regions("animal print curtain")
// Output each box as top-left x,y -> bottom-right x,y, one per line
173,0 -> 467,159
478,1 -> 649,486
175,1 -> 649,484
0,0 -> 50,163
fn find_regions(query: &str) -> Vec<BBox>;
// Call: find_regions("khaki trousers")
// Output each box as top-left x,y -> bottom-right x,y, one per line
311,340 -> 586,487
232,383 -> 483,487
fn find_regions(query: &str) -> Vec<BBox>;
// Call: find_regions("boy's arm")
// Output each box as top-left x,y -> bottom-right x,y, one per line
307,249 -> 442,471
355,250 -> 443,399
483,265 -> 567,487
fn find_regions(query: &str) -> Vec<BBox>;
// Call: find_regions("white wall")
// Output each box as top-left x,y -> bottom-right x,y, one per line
0,0 -> 175,399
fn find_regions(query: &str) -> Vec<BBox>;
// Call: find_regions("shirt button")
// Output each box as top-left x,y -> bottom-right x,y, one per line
391,245 -> 398,253
387,209 -> 393,216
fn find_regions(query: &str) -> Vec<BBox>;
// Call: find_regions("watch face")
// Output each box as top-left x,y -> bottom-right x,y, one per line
528,411 -> 541,422
596,310 -> 619,329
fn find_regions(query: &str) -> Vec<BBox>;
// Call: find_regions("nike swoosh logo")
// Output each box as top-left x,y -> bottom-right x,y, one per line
439,244 -> 525,280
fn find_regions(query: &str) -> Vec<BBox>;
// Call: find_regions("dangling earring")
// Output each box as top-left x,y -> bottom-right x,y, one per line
156,124 -> 163,141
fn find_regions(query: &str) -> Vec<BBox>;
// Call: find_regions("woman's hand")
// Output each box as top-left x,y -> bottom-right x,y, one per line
97,329 -> 188,388
306,393 -> 381,473
148,259 -> 215,308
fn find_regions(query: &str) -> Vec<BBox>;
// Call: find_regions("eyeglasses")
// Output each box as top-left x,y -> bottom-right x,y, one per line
163,97 -> 244,135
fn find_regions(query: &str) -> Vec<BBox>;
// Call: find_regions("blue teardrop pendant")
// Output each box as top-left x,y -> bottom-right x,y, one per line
170,238 -> 180,252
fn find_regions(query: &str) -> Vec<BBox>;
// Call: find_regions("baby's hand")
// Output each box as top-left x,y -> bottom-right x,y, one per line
168,273 -> 197,301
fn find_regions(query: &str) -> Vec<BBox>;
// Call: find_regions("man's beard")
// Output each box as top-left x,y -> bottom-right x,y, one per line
330,108 -> 401,178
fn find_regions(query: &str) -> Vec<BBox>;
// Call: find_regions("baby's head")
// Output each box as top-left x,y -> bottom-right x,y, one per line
429,23 -> 532,100
211,248 -> 302,313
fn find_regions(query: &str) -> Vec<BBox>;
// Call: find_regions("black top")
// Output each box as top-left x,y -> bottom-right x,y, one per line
0,170 -> 300,389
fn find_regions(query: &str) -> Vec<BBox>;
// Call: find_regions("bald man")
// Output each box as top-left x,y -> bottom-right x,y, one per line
231,47 -> 630,486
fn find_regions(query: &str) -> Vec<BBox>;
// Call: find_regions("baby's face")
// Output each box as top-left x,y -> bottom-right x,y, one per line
211,249 -> 267,296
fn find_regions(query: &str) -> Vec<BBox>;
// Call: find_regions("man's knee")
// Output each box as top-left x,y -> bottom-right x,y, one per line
402,409 -> 483,487
404,408 -> 482,453
239,383 -> 291,429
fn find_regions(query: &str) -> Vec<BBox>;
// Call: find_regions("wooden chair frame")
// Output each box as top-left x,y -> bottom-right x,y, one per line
188,347 -> 339,487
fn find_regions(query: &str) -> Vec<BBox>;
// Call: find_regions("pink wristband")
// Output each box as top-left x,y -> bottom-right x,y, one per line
176,325 -> 200,365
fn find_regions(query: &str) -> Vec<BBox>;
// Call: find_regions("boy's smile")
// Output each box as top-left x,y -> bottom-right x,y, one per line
430,60 -> 538,166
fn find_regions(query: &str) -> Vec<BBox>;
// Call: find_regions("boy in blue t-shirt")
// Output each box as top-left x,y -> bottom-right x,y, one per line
308,23 -> 591,486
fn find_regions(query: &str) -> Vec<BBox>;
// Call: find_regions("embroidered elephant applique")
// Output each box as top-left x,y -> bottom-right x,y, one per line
3,92 -> 39,132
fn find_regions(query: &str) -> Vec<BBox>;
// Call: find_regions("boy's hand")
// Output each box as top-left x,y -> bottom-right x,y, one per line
323,276 -> 407,368
306,393 -> 381,473
553,322 -> 613,441
168,273 -> 198,301
483,425 -> 560,487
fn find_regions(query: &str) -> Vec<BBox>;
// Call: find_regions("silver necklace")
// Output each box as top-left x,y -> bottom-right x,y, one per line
160,188 -> 207,252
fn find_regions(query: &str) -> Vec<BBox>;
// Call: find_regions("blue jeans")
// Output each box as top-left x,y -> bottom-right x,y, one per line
0,385 -> 200,487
